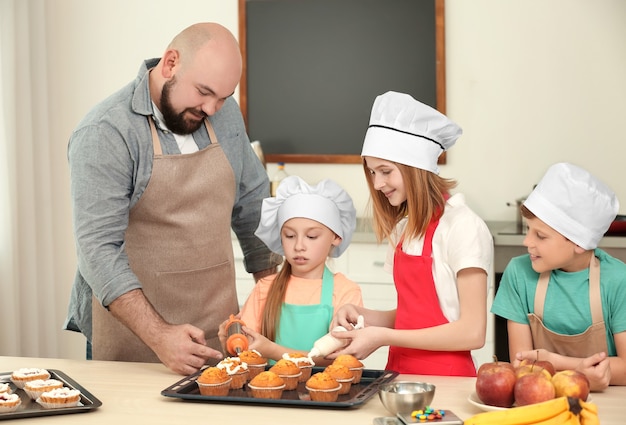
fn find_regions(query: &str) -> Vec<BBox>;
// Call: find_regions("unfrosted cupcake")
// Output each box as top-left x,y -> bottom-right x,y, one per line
269,359 -> 302,390
247,371 -> 285,399
10,368 -> 50,389
0,392 -> 21,413
332,354 -> 364,383
238,350 -> 268,379
196,367 -> 232,396
305,372 -> 341,402
37,387 -> 81,409
282,352 -> 315,382
217,357 -> 249,389
24,379 -> 64,400
324,364 -> 354,395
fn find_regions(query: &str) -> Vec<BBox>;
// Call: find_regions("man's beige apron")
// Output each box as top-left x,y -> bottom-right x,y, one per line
528,255 -> 608,358
92,118 -> 238,362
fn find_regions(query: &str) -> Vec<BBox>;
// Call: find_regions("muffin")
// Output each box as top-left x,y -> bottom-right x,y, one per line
0,383 -> 11,394
24,379 -> 64,400
0,392 -> 21,413
305,372 -> 341,402
332,354 -> 364,383
247,371 -> 285,399
238,350 -> 268,379
323,364 -> 354,395
217,357 -> 250,389
10,368 -> 51,389
196,367 -> 232,396
282,352 -> 315,382
37,387 -> 81,409
269,359 -> 302,390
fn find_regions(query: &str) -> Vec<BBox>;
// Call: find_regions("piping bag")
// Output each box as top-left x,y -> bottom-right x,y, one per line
225,314 -> 249,355
307,315 -> 365,358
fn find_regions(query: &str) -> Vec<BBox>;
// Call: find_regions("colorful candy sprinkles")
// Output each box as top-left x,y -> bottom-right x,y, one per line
410,406 -> 445,422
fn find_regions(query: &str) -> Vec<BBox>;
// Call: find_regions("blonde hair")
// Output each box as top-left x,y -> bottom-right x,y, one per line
260,260 -> 291,342
363,160 -> 457,244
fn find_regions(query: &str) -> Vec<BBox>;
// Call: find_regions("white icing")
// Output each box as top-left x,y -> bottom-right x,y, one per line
217,357 -> 248,374
11,368 -> 49,379
0,383 -> 10,393
41,387 -> 80,399
25,379 -> 62,390
0,393 -> 19,402
282,353 -> 314,366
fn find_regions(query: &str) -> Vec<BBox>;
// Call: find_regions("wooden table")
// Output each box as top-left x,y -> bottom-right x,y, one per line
1,356 -> 624,424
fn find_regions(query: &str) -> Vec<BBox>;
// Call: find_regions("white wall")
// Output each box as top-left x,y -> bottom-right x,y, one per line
42,0 -> 626,359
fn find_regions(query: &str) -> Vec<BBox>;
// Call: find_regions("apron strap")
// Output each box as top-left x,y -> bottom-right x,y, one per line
148,117 -> 162,155
148,117 -> 218,156
320,266 -> 334,306
533,254 -> 602,322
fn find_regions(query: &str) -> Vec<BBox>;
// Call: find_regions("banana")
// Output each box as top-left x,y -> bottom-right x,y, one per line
532,409 -> 578,425
578,403 -> 600,425
464,396 -> 570,425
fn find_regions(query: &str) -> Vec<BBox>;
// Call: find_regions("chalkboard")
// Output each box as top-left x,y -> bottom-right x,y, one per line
238,0 -> 445,164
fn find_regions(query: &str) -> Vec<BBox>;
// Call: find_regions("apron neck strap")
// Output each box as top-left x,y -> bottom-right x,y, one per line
534,253 -> 602,323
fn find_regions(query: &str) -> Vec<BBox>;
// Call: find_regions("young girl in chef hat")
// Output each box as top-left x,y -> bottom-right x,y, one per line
492,162 -> 626,391
223,175 -> 363,364
332,91 -> 493,377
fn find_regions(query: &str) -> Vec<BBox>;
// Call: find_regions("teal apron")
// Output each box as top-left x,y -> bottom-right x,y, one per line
275,267 -> 335,352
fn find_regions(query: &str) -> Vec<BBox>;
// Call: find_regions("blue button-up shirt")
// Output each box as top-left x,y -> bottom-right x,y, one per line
64,58 -> 280,340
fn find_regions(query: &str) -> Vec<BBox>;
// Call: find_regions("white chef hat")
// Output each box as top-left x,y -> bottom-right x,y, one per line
254,175 -> 356,257
524,162 -> 619,250
361,91 -> 462,174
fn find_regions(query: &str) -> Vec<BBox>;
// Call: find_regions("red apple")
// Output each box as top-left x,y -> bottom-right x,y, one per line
515,363 -> 552,380
514,372 -> 556,406
519,358 -> 556,376
475,359 -> 516,408
552,370 -> 590,401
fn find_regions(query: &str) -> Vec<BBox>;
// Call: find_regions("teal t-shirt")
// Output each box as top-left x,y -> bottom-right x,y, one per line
491,249 -> 626,356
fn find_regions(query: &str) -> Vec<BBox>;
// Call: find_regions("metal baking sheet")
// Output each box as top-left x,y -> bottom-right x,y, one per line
161,367 -> 398,408
0,369 -> 102,420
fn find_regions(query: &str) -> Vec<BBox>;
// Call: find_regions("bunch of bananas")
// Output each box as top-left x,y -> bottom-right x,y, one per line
464,396 -> 599,425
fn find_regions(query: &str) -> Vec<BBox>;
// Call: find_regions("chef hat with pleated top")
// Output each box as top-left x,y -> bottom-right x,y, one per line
361,91 -> 463,174
523,162 -> 619,250
254,175 -> 356,257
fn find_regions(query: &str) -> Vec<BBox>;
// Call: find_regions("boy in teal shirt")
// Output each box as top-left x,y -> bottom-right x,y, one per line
492,162 -> 626,391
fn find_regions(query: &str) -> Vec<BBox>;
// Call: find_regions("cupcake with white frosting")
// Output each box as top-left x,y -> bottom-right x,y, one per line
10,368 -> 50,389
37,387 -> 81,409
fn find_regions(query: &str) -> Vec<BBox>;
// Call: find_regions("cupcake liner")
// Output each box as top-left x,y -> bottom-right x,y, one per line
246,364 -> 267,380
247,383 -> 286,399
275,372 -> 302,391
0,394 -> 21,413
227,370 -> 249,389
305,384 -> 341,402
335,377 -> 354,395
196,378 -> 232,396
297,364 -> 314,382
36,398 -> 81,409
349,367 -> 364,384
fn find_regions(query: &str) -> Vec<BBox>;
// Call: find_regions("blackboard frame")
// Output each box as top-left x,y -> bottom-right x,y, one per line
238,0 -> 446,165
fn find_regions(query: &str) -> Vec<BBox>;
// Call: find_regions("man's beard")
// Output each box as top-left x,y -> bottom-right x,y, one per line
160,77 -> 205,135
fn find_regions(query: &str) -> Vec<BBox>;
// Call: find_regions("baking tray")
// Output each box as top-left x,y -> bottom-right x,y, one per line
0,369 -> 102,420
161,367 -> 398,408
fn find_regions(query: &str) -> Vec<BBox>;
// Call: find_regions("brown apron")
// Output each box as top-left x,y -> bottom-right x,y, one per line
92,118 -> 238,362
528,255 -> 608,358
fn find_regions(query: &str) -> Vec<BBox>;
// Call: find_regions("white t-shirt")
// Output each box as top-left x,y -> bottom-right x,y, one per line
384,193 -> 493,322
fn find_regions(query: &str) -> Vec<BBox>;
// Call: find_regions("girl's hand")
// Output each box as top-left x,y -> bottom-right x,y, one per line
217,317 -> 231,353
241,326 -> 273,355
328,326 -> 385,360
333,304 -> 362,329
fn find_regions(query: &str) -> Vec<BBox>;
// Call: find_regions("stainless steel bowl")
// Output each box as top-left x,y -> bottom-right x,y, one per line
378,381 -> 436,415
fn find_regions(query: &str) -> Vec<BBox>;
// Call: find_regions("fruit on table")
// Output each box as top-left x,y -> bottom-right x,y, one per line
552,370 -> 590,401
464,396 -> 600,425
513,371 -> 556,406
475,356 -> 516,408
518,358 -> 556,376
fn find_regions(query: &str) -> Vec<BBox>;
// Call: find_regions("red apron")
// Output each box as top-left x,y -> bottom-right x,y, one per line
386,219 -> 476,376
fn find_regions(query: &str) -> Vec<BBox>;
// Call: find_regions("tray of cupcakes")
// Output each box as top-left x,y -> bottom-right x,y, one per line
0,368 -> 102,420
161,350 -> 398,408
